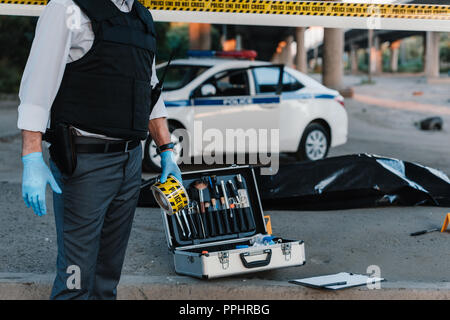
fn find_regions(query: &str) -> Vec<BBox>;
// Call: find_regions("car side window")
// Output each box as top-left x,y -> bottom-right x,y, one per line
193,69 -> 250,98
253,67 -> 304,94
282,72 -> 304,92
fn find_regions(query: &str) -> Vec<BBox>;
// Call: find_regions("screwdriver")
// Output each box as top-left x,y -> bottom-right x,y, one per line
213,176 -> 231,234
227,180 -> 247,232
208,176 -> 225,235
220,180 -> 237,233
410,228 -> 440,236
236,174 -> 256,231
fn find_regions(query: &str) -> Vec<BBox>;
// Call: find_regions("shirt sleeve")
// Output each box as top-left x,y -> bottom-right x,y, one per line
149,57 -> 168,120
17,1 -> 72,133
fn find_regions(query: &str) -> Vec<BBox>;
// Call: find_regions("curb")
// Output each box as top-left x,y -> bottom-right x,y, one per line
1,273 -> 449,300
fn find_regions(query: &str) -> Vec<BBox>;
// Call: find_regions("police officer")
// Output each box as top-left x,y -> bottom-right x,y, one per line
18,0 -> 181,299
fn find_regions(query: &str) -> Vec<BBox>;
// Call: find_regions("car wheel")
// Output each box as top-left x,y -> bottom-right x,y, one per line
142,123 -> 183,172
296,122 -> 330,161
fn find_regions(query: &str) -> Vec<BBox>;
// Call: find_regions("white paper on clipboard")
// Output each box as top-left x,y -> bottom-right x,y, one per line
289,272 -> 385,290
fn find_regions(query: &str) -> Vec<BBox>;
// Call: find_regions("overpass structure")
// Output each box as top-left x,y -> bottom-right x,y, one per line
1,0 -> 448,88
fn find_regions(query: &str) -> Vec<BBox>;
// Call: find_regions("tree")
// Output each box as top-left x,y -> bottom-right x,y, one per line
0,16 -> 37,93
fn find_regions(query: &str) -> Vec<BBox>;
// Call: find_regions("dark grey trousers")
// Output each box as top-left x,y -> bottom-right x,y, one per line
49,145 -> 142,300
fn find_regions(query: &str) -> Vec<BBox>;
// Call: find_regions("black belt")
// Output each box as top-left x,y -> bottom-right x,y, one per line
75,138 -> 140,153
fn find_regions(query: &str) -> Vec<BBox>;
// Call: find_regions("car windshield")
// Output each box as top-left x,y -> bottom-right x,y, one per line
156,64 -> 210,91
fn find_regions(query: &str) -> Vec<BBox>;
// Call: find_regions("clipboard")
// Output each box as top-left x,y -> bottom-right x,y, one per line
289,272 -> 385,290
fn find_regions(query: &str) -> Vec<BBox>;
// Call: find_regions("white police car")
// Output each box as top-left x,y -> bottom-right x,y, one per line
143,50 -> 347,171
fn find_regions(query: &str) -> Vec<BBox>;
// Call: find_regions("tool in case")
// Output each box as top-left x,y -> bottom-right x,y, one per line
158,166 -> 306,279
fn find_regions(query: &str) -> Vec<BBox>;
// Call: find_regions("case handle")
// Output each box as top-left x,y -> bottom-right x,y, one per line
239,249 -> 272,269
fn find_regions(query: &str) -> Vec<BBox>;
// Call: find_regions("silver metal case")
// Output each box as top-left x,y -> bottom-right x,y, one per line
161,166 -> 305,279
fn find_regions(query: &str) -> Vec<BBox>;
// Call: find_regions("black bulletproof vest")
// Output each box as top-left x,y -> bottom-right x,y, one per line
51,0 -> 156,140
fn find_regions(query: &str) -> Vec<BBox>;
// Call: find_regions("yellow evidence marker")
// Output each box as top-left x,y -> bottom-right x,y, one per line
441,213 -> 450,233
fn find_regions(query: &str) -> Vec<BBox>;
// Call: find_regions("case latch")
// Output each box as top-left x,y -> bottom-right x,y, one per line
281,243 -> 291,261
218,251 -> 229,270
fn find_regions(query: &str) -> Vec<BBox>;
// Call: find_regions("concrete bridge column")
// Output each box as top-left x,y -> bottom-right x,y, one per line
236,34 -> 243,51
373,36 -> 383,74
295,27 -> 307,73
322,28 -> 344,90
272,36 -> 295,68
350,44 -> 358,74
425,31 -> 440,79
311,46 -> 319,70
189,23 -> 211,50
367,29 -> 376,82
281,35 -> 295,68
390,40 -> 400,72
369,33 -> 382,76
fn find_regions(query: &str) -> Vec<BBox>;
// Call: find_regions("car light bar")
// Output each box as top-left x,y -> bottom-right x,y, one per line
187,50 -> 257,60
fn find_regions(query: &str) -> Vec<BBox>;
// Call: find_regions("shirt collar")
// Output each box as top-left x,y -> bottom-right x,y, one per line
111,0 -> 134,11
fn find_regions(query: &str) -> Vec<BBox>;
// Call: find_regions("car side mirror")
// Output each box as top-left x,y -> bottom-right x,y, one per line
200,84 -> 216,97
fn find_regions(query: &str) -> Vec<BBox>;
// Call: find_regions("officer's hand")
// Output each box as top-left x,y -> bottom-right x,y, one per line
22,152 -> 62,216
160,150 -> 182,184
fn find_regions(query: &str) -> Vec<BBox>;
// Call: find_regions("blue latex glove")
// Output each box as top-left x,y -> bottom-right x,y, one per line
22,152 -> 62,216
160,150 -> 182,184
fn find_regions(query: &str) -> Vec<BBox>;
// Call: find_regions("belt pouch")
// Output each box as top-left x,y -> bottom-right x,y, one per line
48,123 -> 77,176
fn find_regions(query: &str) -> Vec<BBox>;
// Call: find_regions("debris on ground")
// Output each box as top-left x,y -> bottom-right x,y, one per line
414,116 -> 443,131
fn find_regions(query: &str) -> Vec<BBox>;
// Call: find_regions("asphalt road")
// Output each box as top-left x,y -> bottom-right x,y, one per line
1,179 -> 448,283
0,74 -> 449,292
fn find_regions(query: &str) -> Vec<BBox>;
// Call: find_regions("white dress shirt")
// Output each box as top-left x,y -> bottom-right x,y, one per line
17,0 -> 167,140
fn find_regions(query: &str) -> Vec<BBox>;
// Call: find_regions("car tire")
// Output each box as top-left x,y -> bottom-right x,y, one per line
296,122 -> 330,161
142,123 -> 184,172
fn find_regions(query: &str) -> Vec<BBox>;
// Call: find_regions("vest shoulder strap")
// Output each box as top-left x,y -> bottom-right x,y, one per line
134,1 -> 156,36
73,0 -> 119,22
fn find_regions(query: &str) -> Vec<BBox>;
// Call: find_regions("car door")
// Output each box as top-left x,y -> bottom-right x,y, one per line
252,66 -> 310,152
191,66 -> 283,155
247,65 -> 287,153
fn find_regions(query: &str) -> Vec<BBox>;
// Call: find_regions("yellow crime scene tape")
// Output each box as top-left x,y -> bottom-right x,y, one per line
151,175 -> 189,215
1,1 -> 449,31
0,0 -> 449,20
146,0 -> 450,20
